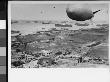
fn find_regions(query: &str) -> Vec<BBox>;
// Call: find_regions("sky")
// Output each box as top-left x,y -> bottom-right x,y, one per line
11,3 -> 109,22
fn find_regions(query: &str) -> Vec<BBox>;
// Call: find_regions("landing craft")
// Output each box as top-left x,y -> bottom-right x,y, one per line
66,5 -> 101,21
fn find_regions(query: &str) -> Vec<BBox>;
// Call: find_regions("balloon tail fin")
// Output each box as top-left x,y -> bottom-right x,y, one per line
93,10 -> 101,14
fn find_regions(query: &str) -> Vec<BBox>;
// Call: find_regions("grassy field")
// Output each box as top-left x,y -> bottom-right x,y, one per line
88,43 -> 108,59
11,21 -> 109,68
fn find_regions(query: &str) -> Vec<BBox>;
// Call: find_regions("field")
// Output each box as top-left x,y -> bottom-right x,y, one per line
11,20 -> 109,68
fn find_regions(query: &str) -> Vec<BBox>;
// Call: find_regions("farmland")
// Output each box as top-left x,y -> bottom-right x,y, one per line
11,21 -> 109,68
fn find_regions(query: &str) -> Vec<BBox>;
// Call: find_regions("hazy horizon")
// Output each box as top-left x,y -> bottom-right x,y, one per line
11,3 -> 109,23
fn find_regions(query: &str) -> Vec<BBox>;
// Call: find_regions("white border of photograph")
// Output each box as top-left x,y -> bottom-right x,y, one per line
8,1 -> 110,82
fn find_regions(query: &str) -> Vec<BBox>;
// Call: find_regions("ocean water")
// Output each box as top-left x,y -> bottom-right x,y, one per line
12,23 -> 55,35
11,22 -> 100,35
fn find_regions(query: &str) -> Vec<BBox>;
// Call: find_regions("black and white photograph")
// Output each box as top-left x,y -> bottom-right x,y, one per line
9,2 -> 109,68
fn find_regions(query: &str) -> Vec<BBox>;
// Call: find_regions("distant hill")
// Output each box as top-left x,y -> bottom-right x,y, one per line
88,44 -> 108,59
66,24 -> 108,44
75,22 -> 89,26
11,30 -> 20,34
